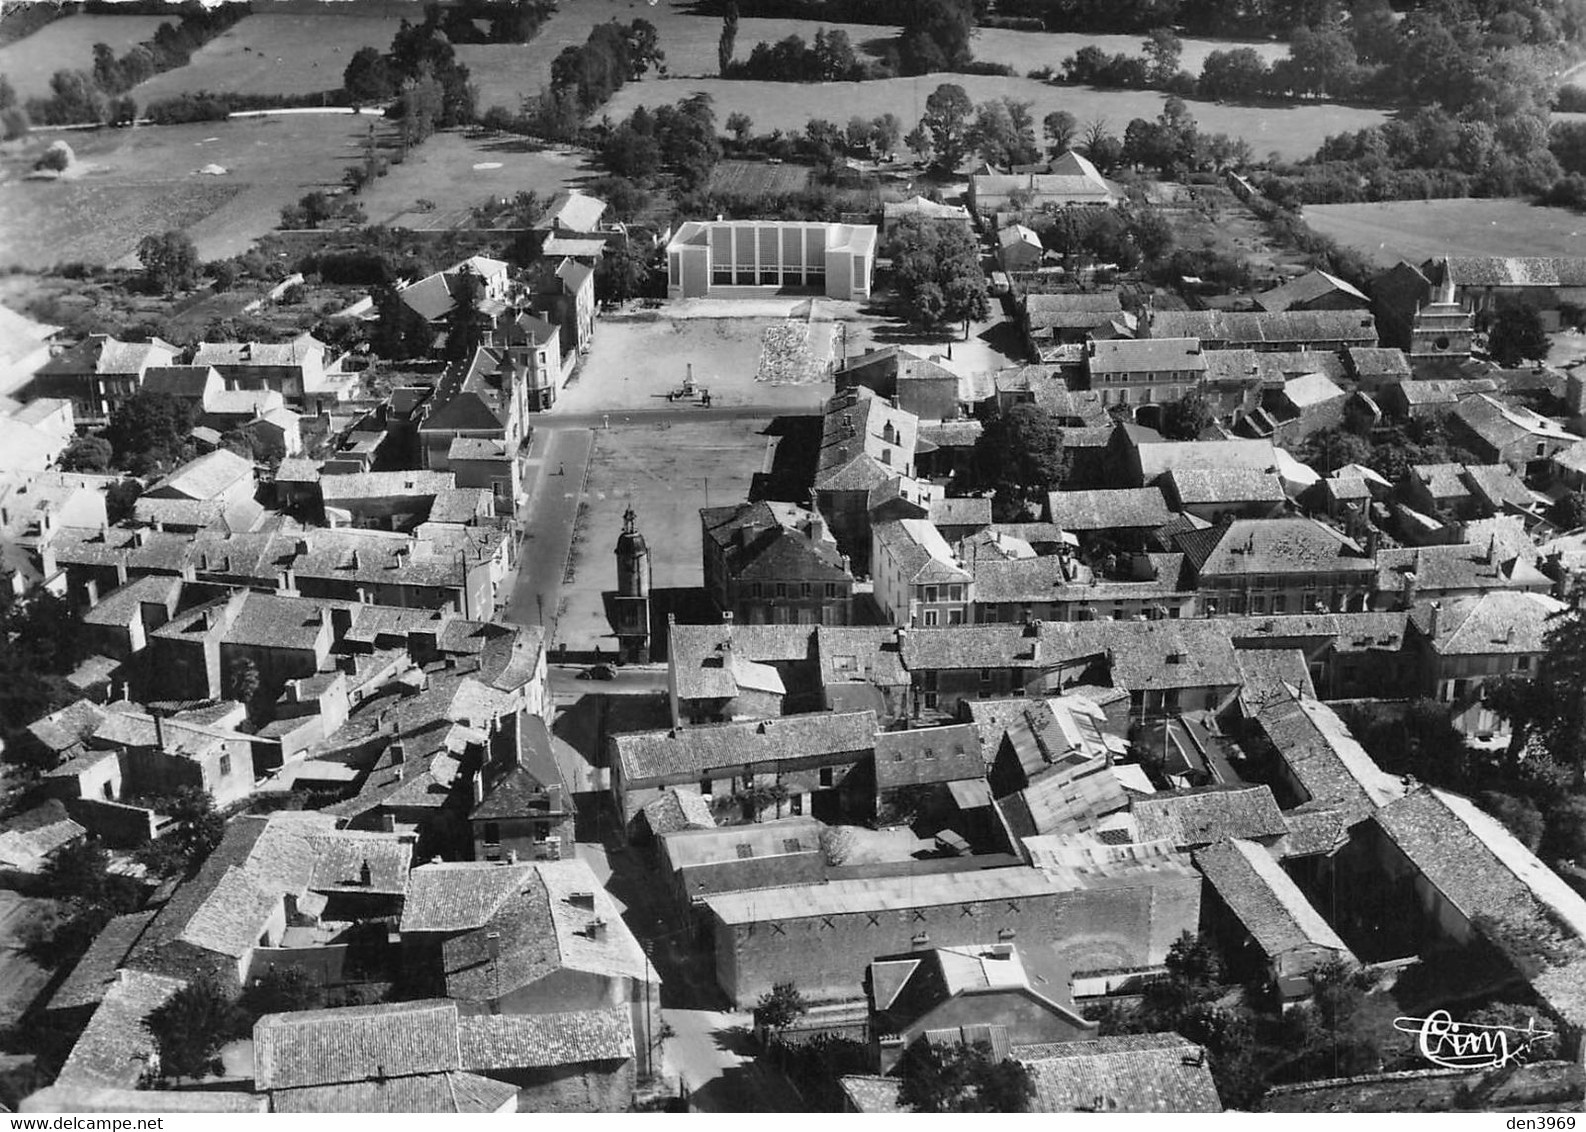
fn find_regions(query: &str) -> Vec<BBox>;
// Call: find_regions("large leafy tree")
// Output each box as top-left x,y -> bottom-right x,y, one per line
973,403 -> 1065,518
754,982 -> 807,1031
145,976 -> 248,1080
343,46 -> 395,103
718,1 -> 738,76
1158,389 -> 1215,440
897,1039 -> 1034,1112
1487,303 -> 1549,367
137,230 -> 199,295
595,239 -> 652,304
443,265 -> 490,362
1042,109 -> 1077,157
105,389 -> 194,473
240,967 -> 325,1021
920,83 -> 973,173
885,215 -> 988,336
967,97 -> 1040,168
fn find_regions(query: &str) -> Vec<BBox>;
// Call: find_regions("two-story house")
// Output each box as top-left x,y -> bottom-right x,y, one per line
701,501 -> 854,626
1176,518 -> 1377,617
1409,591 -> 1566,741
872,519 -> 972,627
1085,338 -> 1206,411
31,335 -> 177,422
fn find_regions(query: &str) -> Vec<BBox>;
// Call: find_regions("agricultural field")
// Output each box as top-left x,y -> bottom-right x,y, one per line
0,113 -> 374,268
601,74 -> 1388,162
1303,198 -> 1586,268
0,14 -> 172,98
705,159 -> 812,197
131,13 -> 406,101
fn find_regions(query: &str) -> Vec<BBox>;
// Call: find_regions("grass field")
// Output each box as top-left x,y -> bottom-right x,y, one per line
706,159 -> 812,196
601,74 -> 1387,161
1303,198 -> 1586,267
0,114 -> 374,268
131,13 -> 406,101
0,14 -> 172,97
353,131 -> 589,228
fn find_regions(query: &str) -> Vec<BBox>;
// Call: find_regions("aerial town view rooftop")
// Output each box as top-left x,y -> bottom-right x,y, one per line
4,0 -> 1586,1117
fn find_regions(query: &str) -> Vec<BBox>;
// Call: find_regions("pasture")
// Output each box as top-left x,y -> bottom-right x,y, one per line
131,13 -> 406,101
0,14 -> 172,97
353,131 -> 588,228
601,75 -> 1388,162
1303,198 -> 1586,267
0,113 -> 374,268
706,159 -> 812,197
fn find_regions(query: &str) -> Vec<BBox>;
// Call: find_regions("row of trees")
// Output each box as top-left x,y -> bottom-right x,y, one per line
723,27 -> 871,82
510,17 -> 663,142
21,2 -> 247,126
596,94 -> 723,193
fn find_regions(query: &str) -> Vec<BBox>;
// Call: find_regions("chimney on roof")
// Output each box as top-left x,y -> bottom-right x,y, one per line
1428,601 -> 1442,640
570,890 -> 596,910
585,918 -> 607,940
350,549 -> 361,570
359,858 -> 372,886
152,711 -> 165,751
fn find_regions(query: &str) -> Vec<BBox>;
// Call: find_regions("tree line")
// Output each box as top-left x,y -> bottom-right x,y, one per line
17,2 -> 247,128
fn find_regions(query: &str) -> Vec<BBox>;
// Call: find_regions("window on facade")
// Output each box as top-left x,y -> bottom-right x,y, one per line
1272,595 -> 1288,614
1517,655 -> 1533,672
776,583 -> 788,598
700,778 -> 712,794
923,609 -> 939,626
103,781 -> 114,800
819,767 -> 834,787
790,793 -> 803,815
219,753 -> 232,777
801,582 -> 812,598
1537,443 -> 1548,458
484,822 -> 500,844
751,583 -> 762,598
825,583 -> 838,598
1249,596 -> 1266,614
948,585 -> 963,601
949,609 -> 963,625
924,586 -> 938,603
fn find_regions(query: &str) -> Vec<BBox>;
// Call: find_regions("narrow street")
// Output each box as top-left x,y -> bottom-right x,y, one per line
502,427 -> 593,638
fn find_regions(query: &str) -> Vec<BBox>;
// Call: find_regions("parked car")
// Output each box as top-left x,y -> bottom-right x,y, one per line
578,664 -> 617,681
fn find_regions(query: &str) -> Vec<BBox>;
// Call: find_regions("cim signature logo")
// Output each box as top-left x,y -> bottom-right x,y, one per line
1393,1010 -> 1554,1070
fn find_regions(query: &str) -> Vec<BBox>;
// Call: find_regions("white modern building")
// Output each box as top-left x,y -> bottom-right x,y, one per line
666,220 -> 877,301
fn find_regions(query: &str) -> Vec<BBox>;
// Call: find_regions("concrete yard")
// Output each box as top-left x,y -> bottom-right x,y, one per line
552,420 -> 775,656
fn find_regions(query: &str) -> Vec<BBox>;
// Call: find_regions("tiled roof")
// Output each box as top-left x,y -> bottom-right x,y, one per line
399,860 -> 534,934
320,470 -> 454,502
146,448 -> 253,502
55,970 -> 187,1089
537,189 -> 607,232
1047,487 -> 1172,530
48,911 -> 158,1013
613,710 -> 877,782
1176,518 -> 1369,577
929,495 -> 992,527
1193,838 -> 1354,959
1202,349 -> 1347,390
898,625 -> 1044,671
35,334 -> 174,378
1377,787 -> 1586,942
1345,347 -> 1410,377
1013,1033 -> 1222,1112
875,518 -> 971,585
254,1000 -> 463,1090
816,626 -> 908,688
1149,309 -> 1377,347
1411,591 -> 1565,655
884,195 -> 970,223
1441,255 -> 1586,288
1377,542 -> 1549,598
875,724 -> 983,789
1133,786 -> 1288,848
641,786 -> 716,836
1134,438 -> 1278,480
457,1009 -> 634,1069
840,1075 -> 912,1113
22,1086 -> 265,1113
441,858 -> 649,1000
1088,337 -> 1205,375
177,865 -> 278,958
270,1072 -> 516,1114
704,866 -> 1066,924
1255,270 -> 1368,313
1250,691 -> 1406,820
700,500 -> 848,582
814,388 -> 918,492
1277,805 -> 1350,858
1279,371 -> 1345,409
193,333 -> 324,370
1162,467 -> 1286,506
